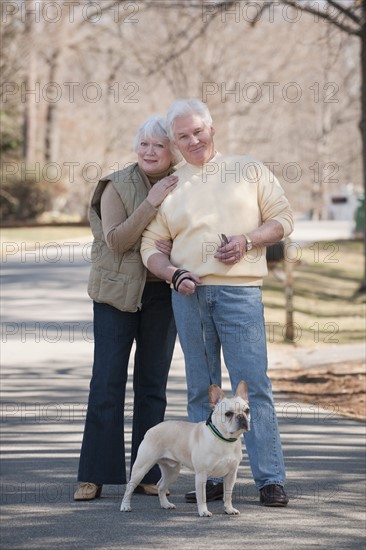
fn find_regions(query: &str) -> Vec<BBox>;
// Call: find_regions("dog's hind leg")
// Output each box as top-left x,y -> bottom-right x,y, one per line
120,450 -> 158,512
157,462 -> 180,510
120,479 -> 138,512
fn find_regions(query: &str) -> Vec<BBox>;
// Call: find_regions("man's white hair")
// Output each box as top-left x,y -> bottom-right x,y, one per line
166,99 -> 213,140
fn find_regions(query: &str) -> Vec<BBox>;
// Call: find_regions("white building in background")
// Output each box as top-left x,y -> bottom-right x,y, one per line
325,184 -> 360,222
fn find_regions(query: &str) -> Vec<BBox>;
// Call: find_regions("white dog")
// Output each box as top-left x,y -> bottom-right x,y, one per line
120,381 -> 250,517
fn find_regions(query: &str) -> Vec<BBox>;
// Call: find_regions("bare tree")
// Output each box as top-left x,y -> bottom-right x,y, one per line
23,0 -> 38,163
252,0 -> 365,290
2,0 -> 362,238
148,0 -> 364,290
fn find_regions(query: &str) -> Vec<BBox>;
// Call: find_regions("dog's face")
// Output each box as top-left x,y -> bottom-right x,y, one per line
209,381 -> 250,438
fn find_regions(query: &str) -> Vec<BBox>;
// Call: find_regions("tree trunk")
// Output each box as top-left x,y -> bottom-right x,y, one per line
44,50 -> 61,164
284,238 -> 295,342
23,0 -> 37,164
360,0 -> 366,292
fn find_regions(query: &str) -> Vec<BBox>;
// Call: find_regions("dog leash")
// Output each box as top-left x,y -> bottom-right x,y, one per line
195,234 -> 229,417
196,234 -> 228,399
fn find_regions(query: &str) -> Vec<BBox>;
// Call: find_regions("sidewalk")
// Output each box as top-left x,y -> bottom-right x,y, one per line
1,251 -> 365,549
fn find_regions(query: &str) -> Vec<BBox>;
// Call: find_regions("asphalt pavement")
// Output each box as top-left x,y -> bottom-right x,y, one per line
1,242 -> 365,549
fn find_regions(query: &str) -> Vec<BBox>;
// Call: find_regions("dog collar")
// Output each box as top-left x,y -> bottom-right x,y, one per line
206,411 -> 238,443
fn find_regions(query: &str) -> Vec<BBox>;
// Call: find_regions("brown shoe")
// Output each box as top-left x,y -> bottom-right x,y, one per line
259,484 -> 289,507
134,483 -> 159,496
185,481 -> 223,503
133,483 -> 170,496
74,482 -> 102,501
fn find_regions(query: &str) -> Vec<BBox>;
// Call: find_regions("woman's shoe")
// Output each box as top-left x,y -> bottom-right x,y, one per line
133,483 -> 159,496
74,482 -> 102,501
133,483 -> 170,496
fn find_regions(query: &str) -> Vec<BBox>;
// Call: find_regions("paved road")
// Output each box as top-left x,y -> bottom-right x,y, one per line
1,245 -> 365,549
291,220 -> 355,243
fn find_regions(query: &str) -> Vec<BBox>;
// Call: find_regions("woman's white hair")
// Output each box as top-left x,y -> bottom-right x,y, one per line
166,99 -> 213,140
133,115 -> 170,152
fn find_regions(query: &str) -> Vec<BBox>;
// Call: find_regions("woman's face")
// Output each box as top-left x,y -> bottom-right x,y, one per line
136,135 -> 173,175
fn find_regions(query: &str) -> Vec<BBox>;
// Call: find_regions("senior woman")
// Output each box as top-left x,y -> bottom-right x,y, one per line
74,116 -> 178,501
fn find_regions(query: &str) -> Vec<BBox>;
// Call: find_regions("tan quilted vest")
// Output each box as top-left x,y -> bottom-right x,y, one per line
87,163 -> 149,312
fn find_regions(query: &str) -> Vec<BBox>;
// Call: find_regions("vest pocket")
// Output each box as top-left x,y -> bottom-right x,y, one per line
97,271 -> 143,312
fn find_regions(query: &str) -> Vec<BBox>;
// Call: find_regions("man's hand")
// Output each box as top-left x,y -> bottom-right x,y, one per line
214,221 -> 284,264
172,269 -> 201,295
214,235 -> 247,264
146,253 -> 201,294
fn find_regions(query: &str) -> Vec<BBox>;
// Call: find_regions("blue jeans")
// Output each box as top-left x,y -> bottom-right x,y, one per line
172,285 -> 286,489
77,282 -> 176,485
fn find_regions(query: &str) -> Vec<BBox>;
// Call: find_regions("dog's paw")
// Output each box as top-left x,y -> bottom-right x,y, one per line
161,502 -> 176,510
120,504 -> 132,512
199,510 -> 213,517
224,506 -> 240,515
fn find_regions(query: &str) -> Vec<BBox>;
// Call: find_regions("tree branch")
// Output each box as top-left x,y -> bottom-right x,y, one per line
249,1 -> 273,26
280,0 -> 362,37
327,0 -> 362,25
248,0 -> 361,35
144,8 -> 224,77
145,1 -> 203,8
77,0 -> 137,28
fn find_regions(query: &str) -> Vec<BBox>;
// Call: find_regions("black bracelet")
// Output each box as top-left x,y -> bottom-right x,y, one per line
172,269 -> 189,290
176,276 -> 195,292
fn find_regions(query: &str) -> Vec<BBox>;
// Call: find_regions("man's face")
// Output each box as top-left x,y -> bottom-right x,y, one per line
172,114 -> 215,166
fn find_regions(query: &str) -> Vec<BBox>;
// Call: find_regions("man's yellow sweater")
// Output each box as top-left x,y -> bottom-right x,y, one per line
141,152 -> 294,286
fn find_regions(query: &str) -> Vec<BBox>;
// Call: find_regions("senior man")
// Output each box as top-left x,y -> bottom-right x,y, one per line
140,99 -> 294,507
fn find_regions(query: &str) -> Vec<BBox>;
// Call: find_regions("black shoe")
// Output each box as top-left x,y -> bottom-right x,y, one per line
185,481 -> 223,503
259,484 -> 289,507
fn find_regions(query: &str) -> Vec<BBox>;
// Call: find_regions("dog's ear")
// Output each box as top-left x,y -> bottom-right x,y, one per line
235,381 -> 248,402
209,384 -> 225,408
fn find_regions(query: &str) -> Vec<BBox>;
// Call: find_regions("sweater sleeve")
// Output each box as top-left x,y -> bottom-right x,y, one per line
140,208 -> 172,267
255,163 -> 294,238
100,182 -> 158,254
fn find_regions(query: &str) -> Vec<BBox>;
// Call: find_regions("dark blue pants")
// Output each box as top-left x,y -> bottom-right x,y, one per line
77,282 -> 176,485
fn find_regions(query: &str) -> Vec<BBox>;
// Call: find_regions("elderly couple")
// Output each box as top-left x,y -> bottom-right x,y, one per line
74,99 -> 294,508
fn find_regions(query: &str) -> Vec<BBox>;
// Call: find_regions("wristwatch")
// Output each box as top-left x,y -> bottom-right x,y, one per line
243,234 -> 253,252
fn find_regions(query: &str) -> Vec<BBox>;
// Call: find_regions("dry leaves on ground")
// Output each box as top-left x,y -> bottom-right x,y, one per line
271,361 -> 365,421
